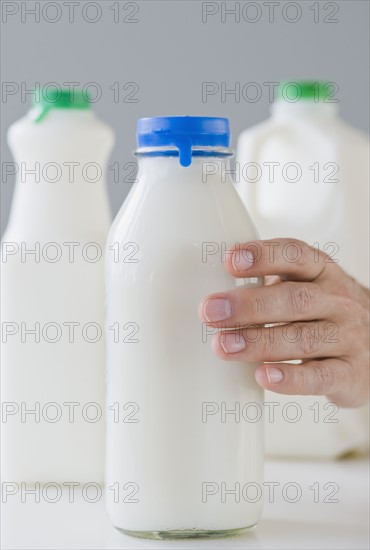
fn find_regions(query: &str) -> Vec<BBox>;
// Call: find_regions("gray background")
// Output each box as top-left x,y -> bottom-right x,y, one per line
1,0 -> 369,234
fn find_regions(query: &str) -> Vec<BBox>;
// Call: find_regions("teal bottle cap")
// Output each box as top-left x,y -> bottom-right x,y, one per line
32,88 -> 91,122
277,81 -> 335,102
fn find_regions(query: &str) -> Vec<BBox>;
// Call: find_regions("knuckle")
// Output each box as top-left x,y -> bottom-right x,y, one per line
343,323 -> 356,347
297,324 -> 320,356
346,320 -> 365,347
313,362 -> 334,393
358,324 -> 370,348
246,326 -> 277,359
340,358 -> 356,382
288,284 -> 320,315
249,293 -> 269,318
340,296 -> 366,319
291,366 -> 307,391
259,330 -> 278,357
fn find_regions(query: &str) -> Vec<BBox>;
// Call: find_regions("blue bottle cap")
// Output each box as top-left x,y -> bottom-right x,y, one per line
136,116 -> 230,167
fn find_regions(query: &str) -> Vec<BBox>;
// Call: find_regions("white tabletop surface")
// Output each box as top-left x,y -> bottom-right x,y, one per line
1,456 -> 369,550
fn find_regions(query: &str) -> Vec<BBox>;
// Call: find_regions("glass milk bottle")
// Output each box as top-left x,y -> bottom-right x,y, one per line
1,89 -> 114,482
105,117 -> 264,538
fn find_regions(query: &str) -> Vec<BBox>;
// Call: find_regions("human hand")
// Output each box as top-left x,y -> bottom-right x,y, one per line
199,239 -> 370,407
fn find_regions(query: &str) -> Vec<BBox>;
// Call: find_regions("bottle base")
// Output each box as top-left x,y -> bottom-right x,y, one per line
118,524 -> 256,540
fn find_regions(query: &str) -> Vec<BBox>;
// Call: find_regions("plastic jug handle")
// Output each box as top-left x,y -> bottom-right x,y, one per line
237,120 -> 336,211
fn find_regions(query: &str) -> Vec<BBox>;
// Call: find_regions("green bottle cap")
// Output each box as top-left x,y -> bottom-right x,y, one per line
277,81 -> 334,102
32,88 -> 91,122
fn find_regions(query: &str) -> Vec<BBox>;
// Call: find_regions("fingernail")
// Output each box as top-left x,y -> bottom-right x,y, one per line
220,332 -> 246,354
232,249 -> 254,271
203,299 -> 232,322
266,367 -> 283,384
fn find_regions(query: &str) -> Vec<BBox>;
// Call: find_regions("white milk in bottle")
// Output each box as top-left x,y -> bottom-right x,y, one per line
236,81 -> 370,458
105,117 -> 264,538
1,88 -> 114,482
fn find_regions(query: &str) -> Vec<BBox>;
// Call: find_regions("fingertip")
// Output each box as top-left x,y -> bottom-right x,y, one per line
197,299 -> 206,322
225,243 -> 255,277
211,332 -> 221,354
211,333 -> 242,361
211,332 -> 227,358
255,365 -> 269,389
255,364 -> 284,389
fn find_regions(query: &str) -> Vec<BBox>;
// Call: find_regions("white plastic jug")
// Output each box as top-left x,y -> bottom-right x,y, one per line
105,117 -> 264,538
1,89 -> 114,482
236,81 -> 369,458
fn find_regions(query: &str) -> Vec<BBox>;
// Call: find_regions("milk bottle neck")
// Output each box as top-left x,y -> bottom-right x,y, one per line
271,100 -> 339,120
136,155 -> 234,186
